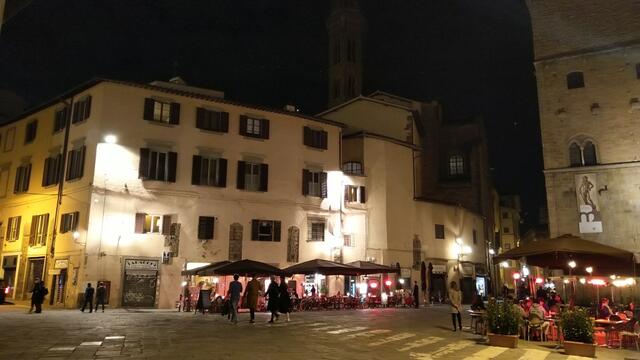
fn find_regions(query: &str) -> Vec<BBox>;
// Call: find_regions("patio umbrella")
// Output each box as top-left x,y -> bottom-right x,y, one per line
180,260 -> 231,276
283,259 -> 360,276
493,234 -> 636,276
211,259 -> 283,277
346,260 -> 401,275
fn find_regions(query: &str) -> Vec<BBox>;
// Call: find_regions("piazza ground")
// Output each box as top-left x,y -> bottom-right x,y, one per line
0,304 -> 638,360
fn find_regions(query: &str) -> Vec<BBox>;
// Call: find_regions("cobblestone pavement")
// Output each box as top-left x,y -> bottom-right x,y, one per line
0,304 -> 639,360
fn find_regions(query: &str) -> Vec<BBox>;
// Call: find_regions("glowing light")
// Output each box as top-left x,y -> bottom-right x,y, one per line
181,281 -> 188,287
579,278 -> 586,284
462,245 -> 472,254
568,261 -> 576,269
358,283 -> 368,294
535,277 -> 544,284
212,277 -> 219,284
4,287 -> 8,294
72,231 -> 80,240
522,266 -> 530,277
563,279 -> 570,284
513,273 -> 521,280
488,249 -> 495,255
610,274 -> 617,280
585,266 -> 593,274
589,279 -> 606,286
385,280 -> 392,286
455,237 -> 463,245
626,278 -> 636,286
500,261 -> 509,268
104,134 -> 118,144
398,278 -> 405,285
185,262 -> 211,271
613,279 -> 627,287
370,282 -> 378,289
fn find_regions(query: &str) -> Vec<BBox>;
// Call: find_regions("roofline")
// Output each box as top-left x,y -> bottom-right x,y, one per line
367,90 -> 420,104
316,95 -> 414,117
2,78 -> 347,128
342,130 -> 420,150
534,38 -> 640,63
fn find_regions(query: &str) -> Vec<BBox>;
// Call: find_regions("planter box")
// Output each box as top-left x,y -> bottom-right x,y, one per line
487,333 -> 518,348
564,341 -> 596,357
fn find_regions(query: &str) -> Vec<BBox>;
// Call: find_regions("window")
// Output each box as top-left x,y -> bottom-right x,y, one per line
569,141 -> 598,167
567,71 -> 585,89
29,214 -> 49,246
6,216 -> 21,241
14,163 -> 31,193
72,96 -> 92,124
569,143 -> 582,167
237,161 -> 268,192
139,148 -> 178,182
583,141 -> 597,166
239,116 -> 269,139
197,216 -> 215,240
53,107 -> 69,133
503,227 -> 510,234
251,219 -> 281,242
42,153 -> 63,187
196,108 -> 229,132
4,127 -> 15,152
0,165 -> 9,197
66,146 -> 86,181
134,213 -> 171,234
473,230 -> 477,245
307,220 -> 325,242
636,63 -> 640,79
191,155 -> 227,187
435,224 -> 445,239
343,234 -> 354,247
60,211 -> 79,233
342,161 -> 363,175
448,154 -> 465,176
302,169 -> 327,198
25,120 -> 37,144
303,127 -> 328,149
344,185 -> 365,203
143,98 -> 180,124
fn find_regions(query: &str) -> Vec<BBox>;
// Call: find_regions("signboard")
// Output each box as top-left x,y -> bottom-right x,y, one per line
54,259 -> 69,269
575,173 -> 603,233
125,259 -> 159,271
431,264 -> 447,274
48,269 -> 61,275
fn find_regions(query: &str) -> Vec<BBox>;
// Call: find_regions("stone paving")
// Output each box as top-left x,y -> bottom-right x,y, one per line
0,304 -> 639,359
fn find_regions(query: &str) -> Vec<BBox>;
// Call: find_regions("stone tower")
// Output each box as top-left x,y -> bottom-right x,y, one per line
326,0 -> 364,108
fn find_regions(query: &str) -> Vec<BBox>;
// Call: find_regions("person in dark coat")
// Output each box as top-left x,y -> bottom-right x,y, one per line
278,275 -> 291,322
265,275 -> 280,323
81,283 -> 95,313
29,277 -> 46,314
413,281 -> 420,308
95,282 -> 107,312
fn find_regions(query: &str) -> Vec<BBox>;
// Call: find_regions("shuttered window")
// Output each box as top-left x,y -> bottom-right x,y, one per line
307,220 -> 325,242
435,224 -> 445,239
60,211 -> 79,233
42,153 -> 63,187
6,216 -> 21,242
29,213 -> 49,246
14,163 -> 31,193
196,108 -> 229,132
344,185 -> 365,203
53,107 -> 69,132
239,115 -> 269,139
72,96 -> 92,124
236,161 -> 268,192
191,155 -> 227,187
303,126 -> 328,150
134,213 -> 172,234
25,120 -> 37,144
251,219 -> 281,241
342,161 -> 363,175
66,146 -> 86,181
197,216 -> 215,240
302,169 -> 327,198
143,98 -> 180,124
139,148 -> 178,182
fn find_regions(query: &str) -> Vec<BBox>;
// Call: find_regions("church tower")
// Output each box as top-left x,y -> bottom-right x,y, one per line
326,0 -> 364,108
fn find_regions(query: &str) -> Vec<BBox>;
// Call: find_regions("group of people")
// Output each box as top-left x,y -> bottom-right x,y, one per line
81,282 -> 108,313
226,274 -> 292,324
598,297 -> 634,320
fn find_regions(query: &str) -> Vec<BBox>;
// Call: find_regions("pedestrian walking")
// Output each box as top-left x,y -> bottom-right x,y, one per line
413,281 -> 420,308
244,274 -> 260,323
95,282 -> 107,312
29,277 -> 47,314
265,275 -> 280,323
278,275 -> 291,322
81,283 -> 95,313
448,281 -> 462,331
227,274 -> 243,324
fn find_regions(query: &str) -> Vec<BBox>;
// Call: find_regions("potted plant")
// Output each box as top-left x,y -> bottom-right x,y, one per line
486,299 -> 520,348
560,308 -> 596,357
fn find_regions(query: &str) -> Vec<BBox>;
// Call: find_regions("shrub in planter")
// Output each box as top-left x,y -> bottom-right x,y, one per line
560,307 -> 596,357
486,299 -> 521,348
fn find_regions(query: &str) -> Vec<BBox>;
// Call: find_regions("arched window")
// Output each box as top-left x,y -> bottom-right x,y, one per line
448,154 -> 465,176
583,141 -> 597,165
569,143 -> 582,167
567,71 -> 585,89
342,161 -> 363,175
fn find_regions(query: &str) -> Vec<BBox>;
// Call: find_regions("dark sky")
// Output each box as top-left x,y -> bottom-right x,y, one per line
0,0 -> 544,230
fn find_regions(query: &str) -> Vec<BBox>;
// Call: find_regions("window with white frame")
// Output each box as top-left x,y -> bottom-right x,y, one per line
343,234 -> 354,247
29,214 -> 49,246
245,162 -> 261,191
6,216 -> 21,242
60,212 -> 79,233
342,161 -> 363,175
144,214 -> 163,234
307,219 -> 325,242
246,117 -> 261,136
448,154 -> 465,177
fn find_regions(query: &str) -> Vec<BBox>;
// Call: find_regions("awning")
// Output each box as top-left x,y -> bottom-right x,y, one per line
211,259 -> 283,277
346,260 -> 401,275
282,259 -> 360,276
180,261 -> 231,276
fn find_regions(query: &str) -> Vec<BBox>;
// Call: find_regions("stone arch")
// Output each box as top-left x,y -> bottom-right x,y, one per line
287,226 -> 300,263
228,223 -> 243,261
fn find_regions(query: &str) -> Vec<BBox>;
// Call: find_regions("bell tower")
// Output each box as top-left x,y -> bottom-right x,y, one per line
326,0 -> 364,108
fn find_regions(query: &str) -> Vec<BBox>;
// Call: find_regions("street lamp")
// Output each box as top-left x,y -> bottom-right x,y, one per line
586,266 -> 593,275
568,260 -> 577,270
489,248 -> 495,255
104,134 -> 117,144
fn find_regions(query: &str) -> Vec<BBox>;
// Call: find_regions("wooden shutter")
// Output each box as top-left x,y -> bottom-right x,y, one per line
143,98 -> 154,120
251,219 -> 259,240
72,102 -> 80,123
259,163 -> 269,192
191,155 -> 202,185
167,152 -> 178,182
239,115 -> 248,135
78,146 -> 86,179
84,96 -> 92,120
170,103 -> 180,124
42,158 -> 51,187
29,216 -> 37,246
13,166 -> 21,193
236,161 -> 246,189
24,164 -> 31,192
139,148 -> 150,179
303,126 -> 312,146
162,215 -> 172,235
320,131 -> 328,150
359,186 -> 366,203
261,119 -> 270,139
55,153 -> 63,184
220,112 -> 229,132
134,213 -> 145,234
217,158 -> 227,187
302,169 -> 310,195
273,221 -> 281,242
196,108 -> 205,129
320,172 -> 328,198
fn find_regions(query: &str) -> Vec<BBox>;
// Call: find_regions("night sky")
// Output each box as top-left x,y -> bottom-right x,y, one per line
0,0 -> 543,230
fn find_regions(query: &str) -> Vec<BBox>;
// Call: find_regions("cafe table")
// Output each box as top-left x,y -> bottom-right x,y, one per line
594,319 -> 627,347
467,310 -> 485,334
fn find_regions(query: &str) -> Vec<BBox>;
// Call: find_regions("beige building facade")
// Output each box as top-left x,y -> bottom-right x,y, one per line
528,1 -> 640,255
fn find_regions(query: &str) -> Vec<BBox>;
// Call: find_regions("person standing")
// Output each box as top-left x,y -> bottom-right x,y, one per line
95,282 -> 107,313
448,281 -> 462,331
278,276 -> 291,322
244,274 -> 260,323
29,277 -> 46,314
265,275 -> 280,323
413,281 -> 420,308
81,283 -> 95,313
227,274 -> 243,324
310,285 -> 316,298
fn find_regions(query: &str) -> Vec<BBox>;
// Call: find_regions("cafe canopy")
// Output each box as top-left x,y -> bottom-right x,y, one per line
346,261 -> 400,275
493,234 -> 637,276
209,259 -> 284,277
282,259 -> 361,276
180,260 -> 231,276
